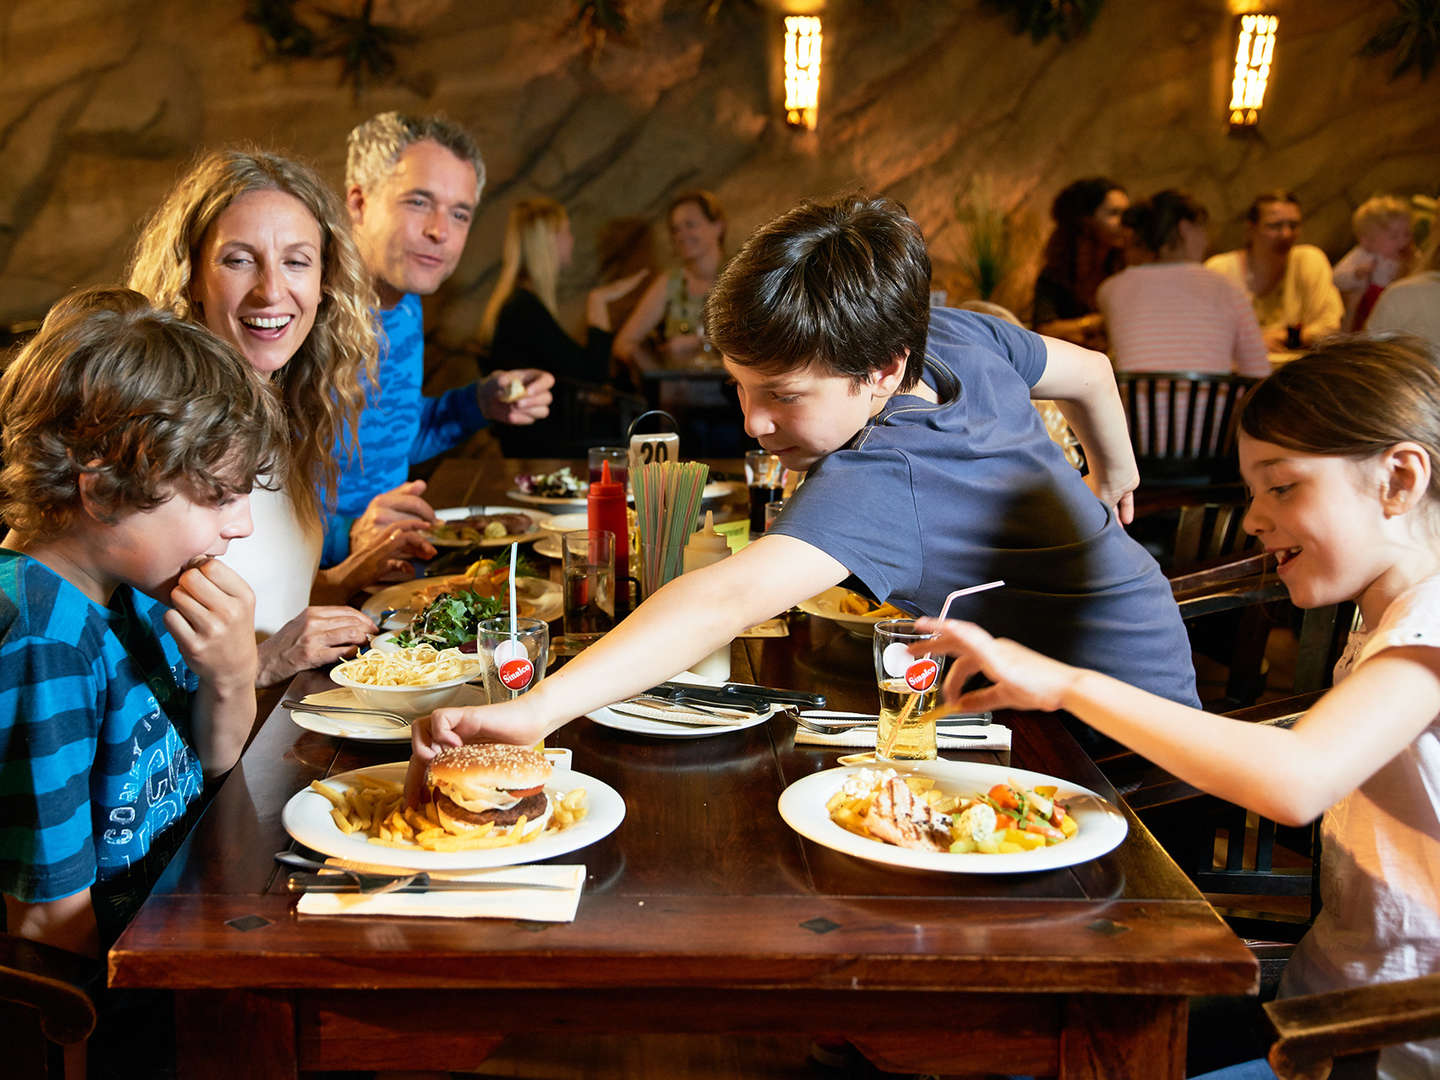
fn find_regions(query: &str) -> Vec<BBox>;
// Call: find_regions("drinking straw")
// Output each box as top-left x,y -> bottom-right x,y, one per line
633,460 -> 710,596
508,541 -> 518,646
877,579 -> 1005,759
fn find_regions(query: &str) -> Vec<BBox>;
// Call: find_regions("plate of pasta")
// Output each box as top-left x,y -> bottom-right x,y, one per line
796,586 -> 908,638
777,760 -> 1127,874
282,762 -> 626,870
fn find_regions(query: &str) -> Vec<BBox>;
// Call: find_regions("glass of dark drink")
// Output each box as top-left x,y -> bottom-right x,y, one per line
745,450 -> 783,537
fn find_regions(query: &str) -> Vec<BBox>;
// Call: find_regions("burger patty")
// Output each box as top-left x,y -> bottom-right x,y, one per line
435,789 -> 548,829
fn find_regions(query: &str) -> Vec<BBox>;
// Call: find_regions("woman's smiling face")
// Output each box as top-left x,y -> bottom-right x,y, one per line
190,188 -> 324,375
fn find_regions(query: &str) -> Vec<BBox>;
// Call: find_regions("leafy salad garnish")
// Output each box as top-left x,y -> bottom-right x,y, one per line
394,590 -> 503,651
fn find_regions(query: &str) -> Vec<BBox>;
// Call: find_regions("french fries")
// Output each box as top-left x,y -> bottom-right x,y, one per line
836,592 -> 905,618
308,774 -> 588,851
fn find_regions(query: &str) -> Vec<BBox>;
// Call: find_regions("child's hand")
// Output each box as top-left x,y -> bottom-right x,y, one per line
910,618 -> 1082,714
405,699 -> 550,807
165,558 -> 258,692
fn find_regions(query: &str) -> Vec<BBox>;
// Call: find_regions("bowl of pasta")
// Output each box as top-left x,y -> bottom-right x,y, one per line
329,644 -> 485,717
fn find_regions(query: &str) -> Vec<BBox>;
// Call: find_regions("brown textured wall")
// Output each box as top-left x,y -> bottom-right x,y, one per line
2,0 -> 1436,342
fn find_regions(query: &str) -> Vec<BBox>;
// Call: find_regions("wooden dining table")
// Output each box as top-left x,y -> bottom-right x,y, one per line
109,457 -> 1257,1079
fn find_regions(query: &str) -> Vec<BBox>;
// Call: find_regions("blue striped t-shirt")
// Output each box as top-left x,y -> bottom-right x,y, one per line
0,550 -> 203,940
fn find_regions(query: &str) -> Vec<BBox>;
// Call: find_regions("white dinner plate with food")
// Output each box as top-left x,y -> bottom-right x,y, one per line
282,762 -> 625,870
778,760 -> 1127,874
429,505 -> 551,547
287,684 -> 489,742
796,585 -> 907,638
361,573 -> 562,630
510,480 -> 740,512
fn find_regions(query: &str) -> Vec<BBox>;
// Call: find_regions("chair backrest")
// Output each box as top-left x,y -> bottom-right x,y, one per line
1117,371 -> 1260,484
1266,971 -> 1440,1080
0,932 -> 98,1079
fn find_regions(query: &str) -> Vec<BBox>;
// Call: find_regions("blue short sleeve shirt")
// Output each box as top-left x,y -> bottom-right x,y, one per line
0,551 -> 203,934
770,309 -> 1199,707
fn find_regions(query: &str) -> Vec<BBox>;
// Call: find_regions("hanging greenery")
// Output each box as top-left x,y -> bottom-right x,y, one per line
245,0 -> 425,99
318,0 -> 418,100
954,178 -> 1012,302
981,0 -> 1105,43
1359,0 -> 1440,81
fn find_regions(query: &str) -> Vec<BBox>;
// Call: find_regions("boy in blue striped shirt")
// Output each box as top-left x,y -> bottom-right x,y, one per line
0,286 -> 286,956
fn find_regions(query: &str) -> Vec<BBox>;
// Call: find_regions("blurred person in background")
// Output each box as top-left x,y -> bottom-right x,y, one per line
1205,190 -> 1342,352
1031,176 -> 1129,351
1334,194 -> 1416,331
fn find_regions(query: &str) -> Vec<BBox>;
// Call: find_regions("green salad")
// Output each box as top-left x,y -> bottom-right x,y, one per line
394,590 -> 503,651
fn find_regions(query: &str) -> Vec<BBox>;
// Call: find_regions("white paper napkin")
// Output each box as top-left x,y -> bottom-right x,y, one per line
295,863 -> 585,920
793,723 -> 1011,750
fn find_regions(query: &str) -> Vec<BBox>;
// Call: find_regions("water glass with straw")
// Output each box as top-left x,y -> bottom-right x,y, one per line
476,545 -> 550,745
874,581 -> 1004,761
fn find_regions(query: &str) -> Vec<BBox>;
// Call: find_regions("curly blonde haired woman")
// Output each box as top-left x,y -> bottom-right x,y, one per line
129,149 -> 433,686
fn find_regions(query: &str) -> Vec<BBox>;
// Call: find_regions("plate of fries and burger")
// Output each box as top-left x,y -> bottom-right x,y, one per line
778,759 -> 1127,874
282,743 -> 625,871
797,585 -> 908,638
428,505 -> 552,547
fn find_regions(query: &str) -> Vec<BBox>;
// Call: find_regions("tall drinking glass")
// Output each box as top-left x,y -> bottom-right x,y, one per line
561,530 -> 615,647
872,619 -> 947,761
745,450 -> 783,536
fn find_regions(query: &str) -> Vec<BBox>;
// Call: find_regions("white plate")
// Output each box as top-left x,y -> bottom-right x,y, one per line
509,481 -> 740,512
796,585 -> 904,638
538,511 -> 591,535
429,505 -> 552,547
288,684 -> 489,742
533,535 -> 562,560
586,672 -> 776,740
362,573 -> 562,630
778,760 -> 1128,874
282,762 -> 625,870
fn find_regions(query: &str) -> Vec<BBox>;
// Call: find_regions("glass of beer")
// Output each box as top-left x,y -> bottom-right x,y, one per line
872,619 -> 947,761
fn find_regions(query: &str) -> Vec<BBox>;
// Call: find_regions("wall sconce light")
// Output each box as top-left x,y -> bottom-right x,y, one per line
1229,13 -> 1277,128
784,15 -> 822,131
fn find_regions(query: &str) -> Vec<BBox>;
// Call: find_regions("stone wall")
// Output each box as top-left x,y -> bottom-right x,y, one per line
2,0 -> 1437,341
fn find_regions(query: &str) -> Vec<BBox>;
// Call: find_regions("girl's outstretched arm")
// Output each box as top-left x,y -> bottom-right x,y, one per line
913,618 -> 1440,827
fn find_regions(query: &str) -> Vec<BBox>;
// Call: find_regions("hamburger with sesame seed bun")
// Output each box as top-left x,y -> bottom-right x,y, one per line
425,743 -> 552,835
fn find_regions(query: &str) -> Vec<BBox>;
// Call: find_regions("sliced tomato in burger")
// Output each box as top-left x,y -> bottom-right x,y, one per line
506,785 -> 545,798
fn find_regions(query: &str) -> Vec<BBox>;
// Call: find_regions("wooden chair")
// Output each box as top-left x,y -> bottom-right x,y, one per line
1266,972 -> 1440,1080
0,932 -> 99,1079
1117,371 -> 1260,486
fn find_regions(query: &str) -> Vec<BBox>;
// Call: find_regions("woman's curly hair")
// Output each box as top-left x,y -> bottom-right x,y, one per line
126,148 -> 377,527
0,286 -> 287,541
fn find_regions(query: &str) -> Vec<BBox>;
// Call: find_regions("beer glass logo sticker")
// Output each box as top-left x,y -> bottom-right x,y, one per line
499,657 -> 534,691
904,658 -> 938,692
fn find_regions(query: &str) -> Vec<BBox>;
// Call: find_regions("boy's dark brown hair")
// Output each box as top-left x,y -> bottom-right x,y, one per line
0,286 -> 287,540
703,194 -> 931,393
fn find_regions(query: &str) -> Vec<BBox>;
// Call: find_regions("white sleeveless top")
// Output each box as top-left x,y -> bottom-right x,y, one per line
218,480 -> 321,638
1281,575 -> 1440,1079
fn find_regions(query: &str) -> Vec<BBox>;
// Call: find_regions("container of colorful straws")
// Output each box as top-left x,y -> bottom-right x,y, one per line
632,460 -> 711,599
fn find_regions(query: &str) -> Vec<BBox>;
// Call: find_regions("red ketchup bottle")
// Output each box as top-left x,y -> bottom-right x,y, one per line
587,460 -> 630,615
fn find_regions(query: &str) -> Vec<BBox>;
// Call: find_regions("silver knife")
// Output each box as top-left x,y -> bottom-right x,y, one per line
287,872 -> 571,893
797,710 -> 992,726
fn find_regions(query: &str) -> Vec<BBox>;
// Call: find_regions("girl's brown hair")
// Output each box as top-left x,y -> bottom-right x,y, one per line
0,287 -> 287,541
1240,335 -> 1440,505
127,148 -> 377,527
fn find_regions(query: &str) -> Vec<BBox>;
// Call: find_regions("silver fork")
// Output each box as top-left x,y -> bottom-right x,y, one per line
281,699 -> 410,728
788,711 -> 990,736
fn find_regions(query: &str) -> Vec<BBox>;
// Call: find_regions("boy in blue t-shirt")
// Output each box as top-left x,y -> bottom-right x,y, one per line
1,286 -> 286,956
406,194 -> 1196,768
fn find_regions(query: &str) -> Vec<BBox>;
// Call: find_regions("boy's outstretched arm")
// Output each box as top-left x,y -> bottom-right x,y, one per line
165,559 -> 259,778
913,617 -> 1440,827
405,534 -> 849,802
1031,335 -> 1139,524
